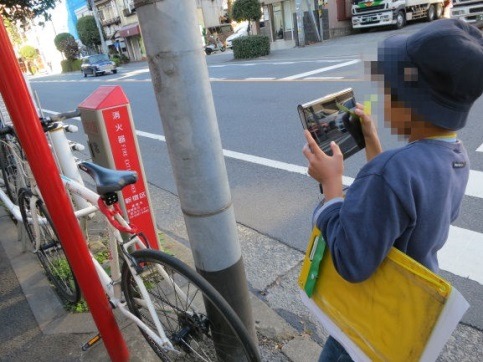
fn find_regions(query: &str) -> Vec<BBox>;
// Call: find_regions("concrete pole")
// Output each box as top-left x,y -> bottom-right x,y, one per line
133,0 -> 257,352
295,0 -> 305,46
88,0 -> 108,54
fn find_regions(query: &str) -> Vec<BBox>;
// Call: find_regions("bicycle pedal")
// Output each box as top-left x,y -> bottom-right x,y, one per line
81,334 -> 102,351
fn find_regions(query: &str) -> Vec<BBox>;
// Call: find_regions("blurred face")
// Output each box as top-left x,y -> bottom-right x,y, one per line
383,88 -> 412,139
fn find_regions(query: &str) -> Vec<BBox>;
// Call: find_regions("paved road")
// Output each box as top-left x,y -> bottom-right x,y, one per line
28,21 -> 482,332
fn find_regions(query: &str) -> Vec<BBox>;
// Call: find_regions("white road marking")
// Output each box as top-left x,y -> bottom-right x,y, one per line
244,77 -> 276,81
466,170 -> 483,199
136,130 -> 356,185
304,77 -> 344,80
439,225 -> 483,285
281,59 -> 360,80
477,143 -> 483,152
136,130 -> 483,201
108,69 -> 149,81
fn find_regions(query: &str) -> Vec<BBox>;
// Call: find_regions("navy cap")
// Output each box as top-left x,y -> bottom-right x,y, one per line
377,19 -> 483,130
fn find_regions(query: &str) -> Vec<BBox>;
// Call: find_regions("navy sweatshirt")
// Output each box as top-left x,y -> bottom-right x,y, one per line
313,139 -> 469,283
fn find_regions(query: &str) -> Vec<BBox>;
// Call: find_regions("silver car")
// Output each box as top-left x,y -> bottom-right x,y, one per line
81,54 -> 117,77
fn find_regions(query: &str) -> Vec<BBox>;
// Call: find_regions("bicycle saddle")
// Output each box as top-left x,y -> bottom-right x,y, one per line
78,162 -> 138,196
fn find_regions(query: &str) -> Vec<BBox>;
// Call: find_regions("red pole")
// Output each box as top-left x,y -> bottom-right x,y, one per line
0,19 -> 129,361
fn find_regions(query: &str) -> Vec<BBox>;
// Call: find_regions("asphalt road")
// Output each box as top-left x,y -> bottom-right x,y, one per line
29,21 -> 483,330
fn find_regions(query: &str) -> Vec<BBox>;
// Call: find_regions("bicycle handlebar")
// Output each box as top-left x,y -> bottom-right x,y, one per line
49,109 -> 81,122
40,109 -> 81,133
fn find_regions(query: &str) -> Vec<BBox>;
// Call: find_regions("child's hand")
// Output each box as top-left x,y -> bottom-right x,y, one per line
354,103 -> 378,139
354,103 -> 383,161
303,130 -> 344,200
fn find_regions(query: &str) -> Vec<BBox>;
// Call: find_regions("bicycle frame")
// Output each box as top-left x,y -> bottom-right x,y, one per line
60,173 -> 185,354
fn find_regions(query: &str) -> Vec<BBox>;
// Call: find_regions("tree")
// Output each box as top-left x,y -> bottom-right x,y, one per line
19,45 -> 37,74
0,0 -> 57,24
76,15 -> 101,52
54,33 -> 79,60
231,0 -> 262,34
4,18 -> 23,46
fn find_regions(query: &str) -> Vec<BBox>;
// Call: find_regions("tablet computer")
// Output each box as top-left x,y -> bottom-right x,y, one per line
298,88 -> 365,160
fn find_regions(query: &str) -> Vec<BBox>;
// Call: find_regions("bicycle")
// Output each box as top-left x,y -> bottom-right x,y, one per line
0,118 -> 26,205
0,113 -> 86,304
60,162 -> 259,360
11,113 -> 260,360
0,126 -> 82,303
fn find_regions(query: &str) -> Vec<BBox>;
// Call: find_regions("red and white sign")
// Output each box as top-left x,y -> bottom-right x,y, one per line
79,86 -> 159,249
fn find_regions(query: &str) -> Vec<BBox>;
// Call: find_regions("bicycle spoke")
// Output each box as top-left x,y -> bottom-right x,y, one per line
18,190 -> 80,304
122,249 -> 259,361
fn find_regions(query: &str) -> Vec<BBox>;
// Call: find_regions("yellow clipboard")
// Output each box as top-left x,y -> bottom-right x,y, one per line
298,227 -> 469,362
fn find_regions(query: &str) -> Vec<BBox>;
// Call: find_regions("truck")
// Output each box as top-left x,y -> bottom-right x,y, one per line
451,0 -> 483,28
351,0 -> 446,30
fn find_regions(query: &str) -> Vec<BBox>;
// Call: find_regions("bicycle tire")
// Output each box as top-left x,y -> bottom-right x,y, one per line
121,249 -> 260,361
0,136 -> 20,203
18,188 -> 81,304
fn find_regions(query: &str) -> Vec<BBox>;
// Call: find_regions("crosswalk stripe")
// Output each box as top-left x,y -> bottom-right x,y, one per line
467,170 -> 483,199
440,225 -> 483,285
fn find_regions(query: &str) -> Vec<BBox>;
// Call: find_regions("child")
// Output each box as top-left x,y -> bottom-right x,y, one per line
302,19 -> 483,361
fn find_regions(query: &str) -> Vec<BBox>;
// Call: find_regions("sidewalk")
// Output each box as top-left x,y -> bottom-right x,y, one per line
1,181 -> 482,361
0,184 -> 322,361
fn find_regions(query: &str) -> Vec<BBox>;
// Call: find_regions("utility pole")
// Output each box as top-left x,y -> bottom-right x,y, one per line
133,0 -> 257,357
305,0 -> 321,42
88,0 -> 108,54
295,0 -> 306,46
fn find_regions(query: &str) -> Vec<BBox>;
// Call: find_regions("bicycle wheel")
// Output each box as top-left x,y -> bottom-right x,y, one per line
18,188 -> 81,304
121,249 -> 260,361
0,136 -> 21,203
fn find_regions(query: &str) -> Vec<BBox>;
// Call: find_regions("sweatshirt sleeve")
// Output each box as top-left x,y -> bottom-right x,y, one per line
315,174 -> 411,283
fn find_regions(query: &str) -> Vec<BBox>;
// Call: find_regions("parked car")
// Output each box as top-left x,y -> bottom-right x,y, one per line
226,22 -> 250,49
81,54 -> 117,77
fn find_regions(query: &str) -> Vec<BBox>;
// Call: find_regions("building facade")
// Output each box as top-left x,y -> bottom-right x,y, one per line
259,0 -> 353,45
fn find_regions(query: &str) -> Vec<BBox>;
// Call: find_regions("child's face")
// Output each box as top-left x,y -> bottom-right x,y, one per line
383,90 -> 412,139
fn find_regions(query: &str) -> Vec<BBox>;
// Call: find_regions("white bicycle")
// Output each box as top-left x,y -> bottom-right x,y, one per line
6,114 -> 260,361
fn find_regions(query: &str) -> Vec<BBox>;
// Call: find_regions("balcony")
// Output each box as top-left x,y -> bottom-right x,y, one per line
101,16 -> 121,26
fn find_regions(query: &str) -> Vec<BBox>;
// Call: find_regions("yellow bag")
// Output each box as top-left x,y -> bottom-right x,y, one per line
298,227 -> 469,362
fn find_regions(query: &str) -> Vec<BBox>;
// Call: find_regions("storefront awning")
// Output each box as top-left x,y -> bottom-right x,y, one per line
118,23 -> 140,38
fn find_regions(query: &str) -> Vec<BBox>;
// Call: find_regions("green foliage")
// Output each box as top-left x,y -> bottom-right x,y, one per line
66,299 -> 89,313
232,35 -> 270,59
111,53 -> 129,66
94,250 -> 109,264
0,0 -> 57,23
54,33 -> 78,60
4,18 -> 22,45
231,0 -> 262,22
19,45 -> 37,60
60,59 -> 82,73
54,33 -> 72,51
51,257 -> 72,280
76,16 -> 101,50
19,45 -> 38,74
157,232 -> 174,256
